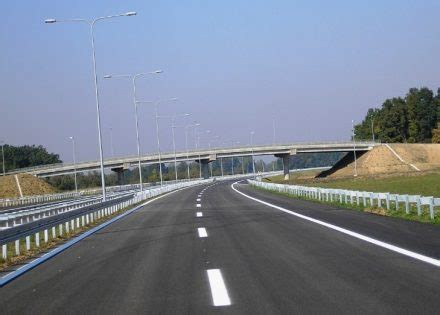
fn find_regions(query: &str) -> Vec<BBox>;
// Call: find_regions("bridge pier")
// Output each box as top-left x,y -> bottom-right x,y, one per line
275,151 -> 296,181
111,167 -> 126,185
201,161 -> 210,179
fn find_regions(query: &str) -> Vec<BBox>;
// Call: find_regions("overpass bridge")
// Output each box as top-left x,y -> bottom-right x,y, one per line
8,141 -> 377,180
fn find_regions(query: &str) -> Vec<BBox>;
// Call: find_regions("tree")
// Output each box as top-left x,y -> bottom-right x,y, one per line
2,144 -> 62,172
432,122 -> 440,143
406,88 -> 437,142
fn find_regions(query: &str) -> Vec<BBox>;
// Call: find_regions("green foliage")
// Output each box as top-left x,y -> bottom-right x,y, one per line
289,152 -> 346,169
354,87 -> 439,143
1,144 -> 62,172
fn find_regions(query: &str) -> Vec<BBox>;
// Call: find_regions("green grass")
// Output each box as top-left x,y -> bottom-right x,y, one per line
252,184 -> 440,225
266,171 -> 440,197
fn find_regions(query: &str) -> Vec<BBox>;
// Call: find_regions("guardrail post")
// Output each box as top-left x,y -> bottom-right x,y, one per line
76,218 -> 80,228
2,244 -> 7,260
59,224 -> 63,236
44,229 -> 48,243
26,236 -> 31,250
15,240 -> 20,255
52,226 -> 56,239
71,220 -> 75,231
416,197 -> 421,216
377,196 -> 381,208
386,194 -> 390,210
429,197 -> 435,219
65,222 -> 69,234
362,192 -> 367,207
405,195 -> 410,214
35,232 -> 40,247
395,195 -> 399,211
370,193 -> 374,207
356,192 -> 360,205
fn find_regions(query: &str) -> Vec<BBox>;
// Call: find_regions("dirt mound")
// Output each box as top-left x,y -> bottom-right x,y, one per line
0,174 -> 56,199
319,144 -> 440,179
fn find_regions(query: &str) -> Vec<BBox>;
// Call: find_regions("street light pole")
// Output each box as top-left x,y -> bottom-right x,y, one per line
194,124 -> 202,179
136,98 -> 178,186
250,131 -> 256,174
45,11 -> 137,201
104,70 -> 162,192
69,136 -> 78,194
352,120 -> 358,177
1,141 -> 5,176
109,127 -> 115,157
169,113 -> 190,182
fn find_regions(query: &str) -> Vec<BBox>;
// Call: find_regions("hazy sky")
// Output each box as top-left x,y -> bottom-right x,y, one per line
1,0 -> 440,163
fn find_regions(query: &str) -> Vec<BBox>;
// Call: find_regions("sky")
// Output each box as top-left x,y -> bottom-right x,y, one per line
1,0 -> 440,163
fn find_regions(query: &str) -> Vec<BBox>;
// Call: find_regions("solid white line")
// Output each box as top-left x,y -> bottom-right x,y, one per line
197,212 -> 203,217
198,227 -> 208,238
196,204 -> 201,208
207,269 -> 231,306
231,182 -> 440,267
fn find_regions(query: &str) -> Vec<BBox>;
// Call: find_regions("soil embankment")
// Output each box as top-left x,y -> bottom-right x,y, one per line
317,144 -> 440,179
0,174 -> 56,198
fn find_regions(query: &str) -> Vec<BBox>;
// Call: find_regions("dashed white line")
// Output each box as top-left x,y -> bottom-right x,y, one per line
198,227 -> 208,238
231,181 -> 440,267
197,198 -> 201,202
196,204 -> 201,208
207,269 -> 231,306
197,212 -> 203,217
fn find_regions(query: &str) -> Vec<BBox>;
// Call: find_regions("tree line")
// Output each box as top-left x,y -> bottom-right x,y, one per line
0,144 -> 61,172
354,87 -> 440,143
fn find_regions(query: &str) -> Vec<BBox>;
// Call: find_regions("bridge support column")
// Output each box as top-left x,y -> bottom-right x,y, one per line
275,153 -> 294,181
201,161 -> 210,179
111,167 -> 125,185
282,155 -> 290,180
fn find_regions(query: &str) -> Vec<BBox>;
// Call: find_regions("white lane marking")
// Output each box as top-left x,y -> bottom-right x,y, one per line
197,198 -> 201,202
197,204 -> 201,208
198,227 -> 208,238
231,182 -> 440,267
197,212 -> 203,217
198,195 -> 202,197
207,269 -> 231,306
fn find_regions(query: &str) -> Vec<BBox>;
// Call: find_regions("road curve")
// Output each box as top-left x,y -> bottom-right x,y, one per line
1,180 -> 439,314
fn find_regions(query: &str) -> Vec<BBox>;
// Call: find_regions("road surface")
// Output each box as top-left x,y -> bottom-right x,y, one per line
1,180 -> 439,314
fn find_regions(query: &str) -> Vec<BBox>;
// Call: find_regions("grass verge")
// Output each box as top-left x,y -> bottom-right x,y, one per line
252,185 -> 440,225
265,171 -> 440,197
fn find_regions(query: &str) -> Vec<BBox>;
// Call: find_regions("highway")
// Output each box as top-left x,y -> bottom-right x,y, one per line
1,180 -> 439,313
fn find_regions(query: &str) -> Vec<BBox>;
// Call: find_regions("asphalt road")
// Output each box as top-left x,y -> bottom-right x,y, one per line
1,180 -> 439,314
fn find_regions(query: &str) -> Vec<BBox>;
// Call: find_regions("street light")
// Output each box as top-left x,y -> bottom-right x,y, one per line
137,98 -> 178,186
158,113 -> 190,182
109,127 -> 115,157
104,70 -> 162,192
352,120 -> 358,177
250,131 -> 256,174
45,11 -> 137,201
69,136 -> 78,194
0,141 -> 5,176
181,122 -> 200,180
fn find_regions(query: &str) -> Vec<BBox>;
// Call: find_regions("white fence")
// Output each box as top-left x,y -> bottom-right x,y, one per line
249,180 -> 439,219
0,179 -> 211,261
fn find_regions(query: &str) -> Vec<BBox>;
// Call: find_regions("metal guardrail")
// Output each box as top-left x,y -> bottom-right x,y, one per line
249,180 -> 439,219
0,179 -> 211,261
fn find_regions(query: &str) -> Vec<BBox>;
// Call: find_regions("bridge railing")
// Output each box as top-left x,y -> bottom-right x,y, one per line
249,179 -> 439,220
0,179 -> 211,262
5,140 -> 380,175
